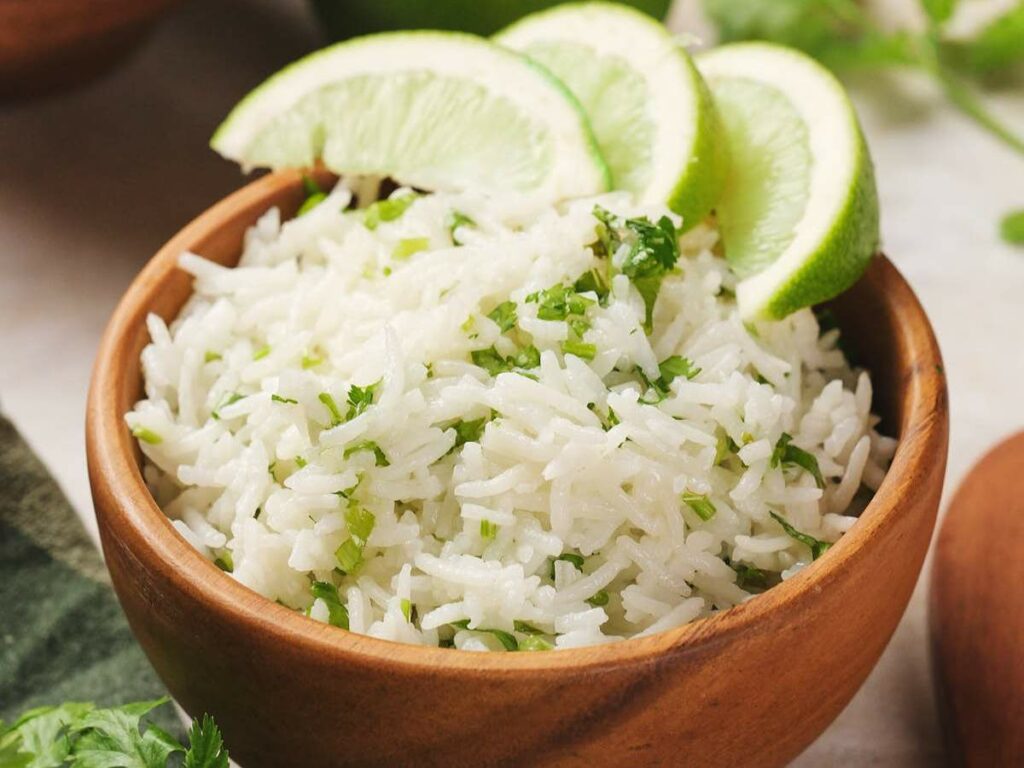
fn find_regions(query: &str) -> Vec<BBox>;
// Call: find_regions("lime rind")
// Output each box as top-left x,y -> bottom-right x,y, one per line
698,42 -> 879,320
211,31 -> 610,200
496,2 -> 727,230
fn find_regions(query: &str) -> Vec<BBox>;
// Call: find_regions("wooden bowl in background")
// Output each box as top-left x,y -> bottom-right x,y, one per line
0,0 -> 183,100
86,170 -> 949,768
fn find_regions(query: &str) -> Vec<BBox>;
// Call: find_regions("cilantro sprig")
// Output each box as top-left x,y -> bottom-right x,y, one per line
0,699 -> 228,768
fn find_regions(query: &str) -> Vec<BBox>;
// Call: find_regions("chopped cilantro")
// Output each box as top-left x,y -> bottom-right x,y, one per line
526,284 -> 594,321
294,456 -> 307,469
573,267 -> 611,302
297,175 -> 326,216
561,340 -> 596,360
733,563 -> 768,590
519,635 -> 554,651
301,350 -> 324,369
1001,209 -> 1024,245
487,300 -> 518,332
318,392 -> 343,426
592,205 -> 679,330
471,344 -> 539,376
335,539 -> 362,573
479,520 -> 498,540
447,210 -> 476,245
586,402 -> 620,431
658,356 -> 701,386
203,350 -> 222,363
682,491 -> 717,521
213,550 -> 233,573
346,380 -> 381,420
343,440 -> 389,467
363,193 -> 417,230
252,345 -> 271,361
311,581 -> 350,629
131,426 -> 162,445
513,620 -> 545,635
211,392 -> 244,421
585,590 -> 609,607
549,552 -> 585,580
448,620 -> 518,651
400,598 -> 412,622
452,417 -> 487,448
271,394 -> 297,405
393,236 -> 430,260
771,433 -> 826,488
769,511 -> 832,560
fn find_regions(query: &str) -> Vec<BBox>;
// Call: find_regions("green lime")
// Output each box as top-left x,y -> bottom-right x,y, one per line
698,43 -> 879,320
211,31 -> 610,201
496,2 -> 728,231
310,0 -> 671,40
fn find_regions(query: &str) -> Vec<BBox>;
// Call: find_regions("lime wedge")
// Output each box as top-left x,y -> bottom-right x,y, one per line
496,2 -> 727,231
698,43 -> 879,320
211,32 -> 610,201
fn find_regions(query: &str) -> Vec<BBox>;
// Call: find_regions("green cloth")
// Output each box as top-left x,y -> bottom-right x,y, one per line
0,415 -> 176,731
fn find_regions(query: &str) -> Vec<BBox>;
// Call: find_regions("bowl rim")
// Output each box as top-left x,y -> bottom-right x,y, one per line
87,169 -> 948,674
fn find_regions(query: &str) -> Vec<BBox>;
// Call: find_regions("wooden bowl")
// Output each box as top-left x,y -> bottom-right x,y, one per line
87,170 -> 949,768
0,0 -> 182,100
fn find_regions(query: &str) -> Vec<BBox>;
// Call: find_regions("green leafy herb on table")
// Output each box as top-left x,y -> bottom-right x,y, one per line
0,699 -> 228,768
703,0 -> 1024,159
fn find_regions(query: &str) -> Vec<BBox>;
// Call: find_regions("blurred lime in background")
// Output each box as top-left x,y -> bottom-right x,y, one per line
310,0 -> 672,39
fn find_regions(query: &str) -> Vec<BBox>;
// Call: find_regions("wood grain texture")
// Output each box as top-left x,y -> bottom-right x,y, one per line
86,170 -> 949,768
0,0 -> 182,100
930,431 -> 1024,767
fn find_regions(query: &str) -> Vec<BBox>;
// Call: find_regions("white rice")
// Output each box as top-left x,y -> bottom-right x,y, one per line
128,180 -> 896,651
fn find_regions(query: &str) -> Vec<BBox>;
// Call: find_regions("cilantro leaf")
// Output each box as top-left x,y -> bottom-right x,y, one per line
448,620 -> 518,651
311,581 -> 350,630
681,491 -> 717,521
471,345 -> 540,376
447,210 -> 476,245
182,714 -> 229,768
68,698 -> 182,768
769,511 -> 832,560
451,418 -> 487,449
561,340 -> 596,360
592,206 -> 679,330
770,433 -> 825,488
297,175 -> 326,217
343,440 -> 389,467
345,380 -> 381,421
392,237 -> 429,260
486,301 -> 518,332
658,356 -> 701,387
733,562 -> 768,590
363,193 -> 417,230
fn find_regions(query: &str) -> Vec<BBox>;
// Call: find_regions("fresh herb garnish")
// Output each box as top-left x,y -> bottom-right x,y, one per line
526,284 -> 595,321
203,350 -> 222,363
392,236 -> 430,260
479,519 -> 498,540
448,620 -> 518,651
447,210 -> 476,245
211,392 -> 244,421
519,635 -> 554,651
346,380 -> 381,420
471,344 -> 540,376
301,349 -> 324,369
363,193 -> 417,230
487,300 -> 518,332
658,355 -> 701,387
682,491 -> 717,521
400,598 -> 413,622
770,433 -> 826,488
318,392 -> 344,426
213,550 -> 233,573
451,417 -> 488,449
573,268 -> 611,302
252,345 -> 271,361
334,502 -> 376,574
561,340 -> 596,360
298,175 -> 327,217
733,562 -> 768,590
0,698 -> 229,768
271,394 -> 297,405
549,552 -> 585,580
769,511 -> 832,560
592,205 -> 679,331
343,440 -> 389,466
131,426 -> 163,445
585,590 -> 610,607
311,581 -> 350,629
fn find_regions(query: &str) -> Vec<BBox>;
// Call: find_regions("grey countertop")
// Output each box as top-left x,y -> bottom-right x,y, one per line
1,0 -> 1022,764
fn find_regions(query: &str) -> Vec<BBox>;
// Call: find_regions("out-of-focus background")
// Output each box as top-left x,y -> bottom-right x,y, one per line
0,0 -> 1021,763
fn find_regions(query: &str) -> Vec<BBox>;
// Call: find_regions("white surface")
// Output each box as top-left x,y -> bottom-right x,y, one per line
1,0 -> 1022,764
